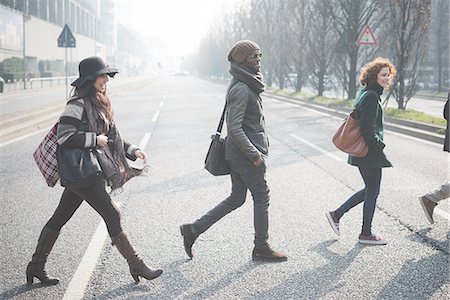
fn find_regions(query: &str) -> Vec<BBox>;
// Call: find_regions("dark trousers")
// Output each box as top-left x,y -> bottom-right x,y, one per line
335,167 -> 382,236
192,158 -> 270,249
45,181 -> 122,237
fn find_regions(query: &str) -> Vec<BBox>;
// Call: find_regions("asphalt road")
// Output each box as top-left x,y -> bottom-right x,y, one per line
0,75 -> 448,299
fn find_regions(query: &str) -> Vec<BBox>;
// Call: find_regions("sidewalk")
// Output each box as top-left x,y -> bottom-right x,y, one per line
300,86 -> 446,118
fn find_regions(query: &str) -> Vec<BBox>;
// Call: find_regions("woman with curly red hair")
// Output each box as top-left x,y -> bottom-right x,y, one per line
326,57 -> 397,245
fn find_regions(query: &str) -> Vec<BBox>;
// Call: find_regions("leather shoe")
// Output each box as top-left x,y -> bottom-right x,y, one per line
252,246 -> 287,262
180,224 -> 197,259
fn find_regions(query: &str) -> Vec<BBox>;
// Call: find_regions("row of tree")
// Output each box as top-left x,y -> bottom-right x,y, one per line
186,0 -> 449,109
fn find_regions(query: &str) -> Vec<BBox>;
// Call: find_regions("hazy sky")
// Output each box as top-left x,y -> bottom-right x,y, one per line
114,0 -> 236,58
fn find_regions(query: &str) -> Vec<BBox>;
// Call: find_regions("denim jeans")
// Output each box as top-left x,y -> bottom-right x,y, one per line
335,167 -> 382,236
192,158 -> 270,249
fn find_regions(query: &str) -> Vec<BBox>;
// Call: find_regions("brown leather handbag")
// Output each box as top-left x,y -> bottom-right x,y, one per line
332,109 -> 368,158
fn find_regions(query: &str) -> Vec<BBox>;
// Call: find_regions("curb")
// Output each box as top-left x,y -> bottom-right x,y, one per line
264,91 -> 445,145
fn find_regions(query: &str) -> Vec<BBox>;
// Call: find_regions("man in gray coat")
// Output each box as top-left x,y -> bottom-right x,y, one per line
180,40 -> 287,262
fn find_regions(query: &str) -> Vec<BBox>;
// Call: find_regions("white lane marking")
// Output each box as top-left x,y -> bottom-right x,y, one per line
139,133 -> 151,149
435,207 -> 450,221
62,202 -> 121,300
63,133 -> 151,300
0,127 -> 48,148
159,101 -> 164,108
152,110 -> 160,122
290,133 -> 344,162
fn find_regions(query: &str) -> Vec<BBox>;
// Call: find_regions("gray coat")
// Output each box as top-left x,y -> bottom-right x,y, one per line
224,78 -> 269,162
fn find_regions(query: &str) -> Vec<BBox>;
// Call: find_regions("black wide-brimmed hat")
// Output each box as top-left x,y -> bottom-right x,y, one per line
71,56 -> 118,87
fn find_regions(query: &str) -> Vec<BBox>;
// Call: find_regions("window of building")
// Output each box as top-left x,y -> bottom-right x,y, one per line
38,0 -> 47,20
28,0 -> 38,17
49,0 -> 56,24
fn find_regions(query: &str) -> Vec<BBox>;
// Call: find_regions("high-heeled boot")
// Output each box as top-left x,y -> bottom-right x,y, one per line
26,226 -> 60,285
111,231 -> 163,284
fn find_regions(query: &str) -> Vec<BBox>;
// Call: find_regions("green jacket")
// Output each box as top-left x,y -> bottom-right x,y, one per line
348,84 -> 392,168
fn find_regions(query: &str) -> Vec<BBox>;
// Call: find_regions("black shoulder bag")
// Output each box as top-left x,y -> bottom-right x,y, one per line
204,102 -> 230,176
57,146 -> 103,189
57,103 -> 103,189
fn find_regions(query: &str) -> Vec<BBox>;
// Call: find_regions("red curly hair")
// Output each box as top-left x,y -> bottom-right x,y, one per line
359,57 -> 397,87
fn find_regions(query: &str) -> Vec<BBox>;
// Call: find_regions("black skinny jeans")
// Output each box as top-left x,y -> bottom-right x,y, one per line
46,181 -> 122,237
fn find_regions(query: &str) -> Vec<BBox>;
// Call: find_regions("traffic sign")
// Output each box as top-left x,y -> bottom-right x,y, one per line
357,25 -> 377,45
57,24 -> 76,48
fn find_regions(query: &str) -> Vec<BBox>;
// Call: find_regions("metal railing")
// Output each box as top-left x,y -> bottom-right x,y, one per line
1,76 -> 77,93
30,76 -> 77,89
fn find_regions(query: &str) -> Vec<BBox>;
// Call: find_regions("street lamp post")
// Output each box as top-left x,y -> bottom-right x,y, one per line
22,0 -> 26,90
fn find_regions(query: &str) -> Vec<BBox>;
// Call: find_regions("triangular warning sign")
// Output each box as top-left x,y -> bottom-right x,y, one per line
357,25 -> 377,45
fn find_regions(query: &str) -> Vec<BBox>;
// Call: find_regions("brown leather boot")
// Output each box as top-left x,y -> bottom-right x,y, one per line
26,226 -> 60,285
111,231 -> 163,284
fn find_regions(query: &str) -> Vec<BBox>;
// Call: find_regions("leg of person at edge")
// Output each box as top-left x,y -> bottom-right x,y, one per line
326,57 -> 397,246
419,91 -> 449,224
180,40 -> 287,262
26,57 -> 163,285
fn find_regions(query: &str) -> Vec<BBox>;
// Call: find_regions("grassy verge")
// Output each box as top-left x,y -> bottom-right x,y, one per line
416,90 -> 448,98
384,108 -> 446,127
270,88 -> 446,128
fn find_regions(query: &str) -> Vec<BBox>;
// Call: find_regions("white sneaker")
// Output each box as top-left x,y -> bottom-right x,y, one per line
326,211 -> 340,236
358,234 -> 387,245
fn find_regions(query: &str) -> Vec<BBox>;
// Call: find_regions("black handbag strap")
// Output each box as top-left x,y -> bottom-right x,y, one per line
216,80 -> 240,134
215,101 -> 227,134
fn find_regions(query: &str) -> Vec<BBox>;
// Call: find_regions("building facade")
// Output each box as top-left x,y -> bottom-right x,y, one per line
0,0 -> 148,81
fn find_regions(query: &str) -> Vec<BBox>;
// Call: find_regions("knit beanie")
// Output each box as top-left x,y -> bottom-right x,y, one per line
227,40 -> 260,63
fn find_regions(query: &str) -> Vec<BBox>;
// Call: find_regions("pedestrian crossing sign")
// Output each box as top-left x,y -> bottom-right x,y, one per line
57,24 -> 76,48
357,25 -> 377,45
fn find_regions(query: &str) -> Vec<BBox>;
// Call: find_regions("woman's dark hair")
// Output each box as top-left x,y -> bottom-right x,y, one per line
71,79 -> 114,122
359,57 -> 397,87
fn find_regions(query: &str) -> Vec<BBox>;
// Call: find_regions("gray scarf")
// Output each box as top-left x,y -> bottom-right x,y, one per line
229,62 -> 265,94
84,97 -> 146,194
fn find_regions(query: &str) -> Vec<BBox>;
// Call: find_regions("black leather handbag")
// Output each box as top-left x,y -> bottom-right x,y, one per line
57,146 -> 103,189
204,102 -> 230,176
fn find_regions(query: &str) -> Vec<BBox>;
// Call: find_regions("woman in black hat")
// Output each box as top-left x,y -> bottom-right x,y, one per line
26,56 -> 162,285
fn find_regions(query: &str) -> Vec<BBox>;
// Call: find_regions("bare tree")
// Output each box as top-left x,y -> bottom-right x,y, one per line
194,2 -> 252,79
429,0 -> 449,91
287,0 -> 310,92
305,0 -> 336,96
383,0 -> 432,109
271,1 -> 292,89
248,0 -> 278,86
330,0 -> 379,99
